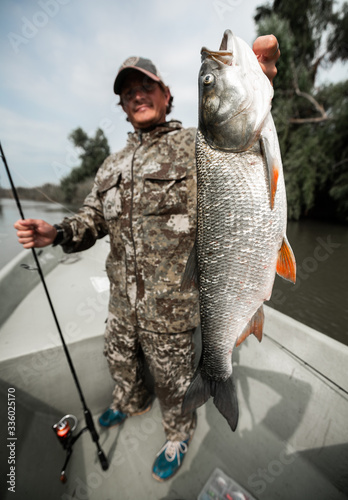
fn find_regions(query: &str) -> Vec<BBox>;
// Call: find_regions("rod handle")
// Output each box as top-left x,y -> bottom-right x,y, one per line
98,449 -> 109,471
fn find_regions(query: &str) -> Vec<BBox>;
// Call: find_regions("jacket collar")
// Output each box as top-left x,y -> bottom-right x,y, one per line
127,120 -> 183,145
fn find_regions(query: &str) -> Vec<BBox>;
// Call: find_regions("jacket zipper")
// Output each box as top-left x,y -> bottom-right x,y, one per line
129,131 -> 143,323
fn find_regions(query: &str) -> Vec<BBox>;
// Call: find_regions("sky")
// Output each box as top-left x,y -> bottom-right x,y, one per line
0,0 -> 346,190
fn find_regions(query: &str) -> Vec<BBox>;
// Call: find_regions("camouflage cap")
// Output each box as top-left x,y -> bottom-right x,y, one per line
114,56 -> 165,94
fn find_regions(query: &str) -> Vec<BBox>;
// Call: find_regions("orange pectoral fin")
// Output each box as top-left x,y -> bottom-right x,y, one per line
260,135 -> 279,209
270,164 -> 279,210
276,236 -> 296,283
236,305 -> 264,347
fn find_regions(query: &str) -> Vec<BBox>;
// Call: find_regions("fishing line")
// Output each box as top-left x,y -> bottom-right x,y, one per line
0,141 -> 109,476
264,333 -> 348,399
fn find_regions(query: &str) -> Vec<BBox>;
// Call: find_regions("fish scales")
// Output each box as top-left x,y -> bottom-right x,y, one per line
196,129 -> 285,381
182,30 -> 296,432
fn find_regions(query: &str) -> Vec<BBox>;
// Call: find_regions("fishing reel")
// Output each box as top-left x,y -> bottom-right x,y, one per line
52,414 -> 87,483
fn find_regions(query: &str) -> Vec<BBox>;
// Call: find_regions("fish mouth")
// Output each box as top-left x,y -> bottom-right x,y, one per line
200,29 -> 235,66
201,48 -> 233,66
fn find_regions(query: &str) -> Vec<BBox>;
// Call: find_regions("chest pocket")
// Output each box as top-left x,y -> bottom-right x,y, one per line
143,164 -> 187,216
98,173 -> 122,221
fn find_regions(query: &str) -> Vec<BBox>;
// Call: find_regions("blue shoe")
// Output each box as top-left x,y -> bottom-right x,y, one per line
152,440 -> 189,481
98,399 -> 152,428
98,408 -> 127,427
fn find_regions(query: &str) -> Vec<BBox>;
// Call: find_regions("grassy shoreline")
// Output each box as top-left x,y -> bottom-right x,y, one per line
0,178 -> 93,208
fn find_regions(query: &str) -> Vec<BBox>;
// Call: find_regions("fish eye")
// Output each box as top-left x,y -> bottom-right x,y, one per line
203,74 -> 214,85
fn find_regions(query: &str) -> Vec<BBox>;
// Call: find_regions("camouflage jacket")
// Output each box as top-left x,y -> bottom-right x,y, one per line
59,120 -> 200,333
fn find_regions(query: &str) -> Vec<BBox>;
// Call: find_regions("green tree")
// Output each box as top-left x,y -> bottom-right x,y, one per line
60,127 -> 110,202
327,3 -> 348,62
317,81 -> 348,219
254,0 -> 348,222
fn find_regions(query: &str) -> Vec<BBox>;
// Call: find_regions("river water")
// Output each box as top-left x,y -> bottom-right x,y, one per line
267,219 -> 348,346
1,198 -> 347,346
0,198 -> 72,269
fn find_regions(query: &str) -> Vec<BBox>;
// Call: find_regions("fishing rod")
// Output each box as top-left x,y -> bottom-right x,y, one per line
0,141 -> 108,481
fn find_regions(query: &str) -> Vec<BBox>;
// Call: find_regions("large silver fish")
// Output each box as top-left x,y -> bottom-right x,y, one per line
182,30 -> 296,431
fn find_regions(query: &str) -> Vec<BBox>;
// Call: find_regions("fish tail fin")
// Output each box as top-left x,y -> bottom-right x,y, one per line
182,367 -> 239,432
277,236 -> 296,283
182,367 -> 210,415
211,376 -> 239,432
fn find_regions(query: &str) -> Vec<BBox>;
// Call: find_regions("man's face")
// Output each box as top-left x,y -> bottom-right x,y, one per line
120,71 -> 170,130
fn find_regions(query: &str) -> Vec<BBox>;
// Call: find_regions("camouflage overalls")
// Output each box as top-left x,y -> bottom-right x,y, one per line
59,120 -> 199,441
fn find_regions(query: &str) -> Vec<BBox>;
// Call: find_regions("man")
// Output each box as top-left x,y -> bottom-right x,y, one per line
15,35 -> 280,481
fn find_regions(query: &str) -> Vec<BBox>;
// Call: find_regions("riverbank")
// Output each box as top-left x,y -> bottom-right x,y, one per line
0,177 -> 93,207
0,185 -> 64,203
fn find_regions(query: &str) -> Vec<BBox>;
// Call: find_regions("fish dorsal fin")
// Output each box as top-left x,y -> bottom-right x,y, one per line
277,236 -> 296,283
260,135 -> 279,210
181,241 -> 199,291
236,305 -> 264,347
